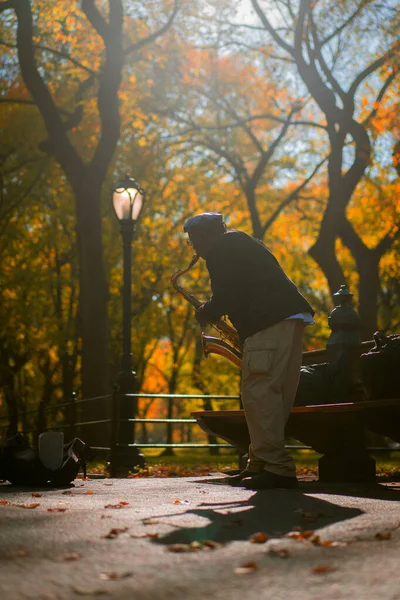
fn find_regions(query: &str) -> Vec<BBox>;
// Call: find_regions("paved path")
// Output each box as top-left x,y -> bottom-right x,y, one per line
1,475 -> 400,599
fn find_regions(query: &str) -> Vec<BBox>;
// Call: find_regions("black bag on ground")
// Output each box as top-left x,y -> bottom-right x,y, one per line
0,432 -> 91,487
360,332 -> 400,400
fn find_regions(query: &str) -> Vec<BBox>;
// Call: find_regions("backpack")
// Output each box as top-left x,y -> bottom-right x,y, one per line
0,432 -> 91,487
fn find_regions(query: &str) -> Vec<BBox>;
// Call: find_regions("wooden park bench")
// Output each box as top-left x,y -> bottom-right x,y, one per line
192,397 -> 400,482
192,286 -> 400,482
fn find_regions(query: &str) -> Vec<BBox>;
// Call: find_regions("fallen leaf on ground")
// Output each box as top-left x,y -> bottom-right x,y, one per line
0,500 -> 9,505
312,565 -> 336,574
173,499 -> 191,505
104,501 -> 129,509
317,538 -> 346,547
63,552 -> 82,561
202,540 -> 223,549
375,532 -> 391,540
249,532 -> 269,544
166,540 -> 222,552
103,527 -> 128,539
84,491 -> 94,495
15,503 -> 40,509
48,507 -> 67,513
32,493 -> 42,498
268,548 -> 290,558
166,543 -> 194,553
142,518 -> 159,525
301,530 -> 315,539
234,561 -> 258,574
286,531 -> 302,540
99,571 -> 133,581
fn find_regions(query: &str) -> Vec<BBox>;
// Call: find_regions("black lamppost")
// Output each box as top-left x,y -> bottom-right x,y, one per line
112,176 -> 146,470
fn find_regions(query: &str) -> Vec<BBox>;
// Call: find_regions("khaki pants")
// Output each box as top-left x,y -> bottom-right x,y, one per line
241,319 -> 305,477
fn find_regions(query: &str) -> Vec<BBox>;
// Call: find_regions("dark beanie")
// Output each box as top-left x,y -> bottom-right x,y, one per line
184,213 -> 225,235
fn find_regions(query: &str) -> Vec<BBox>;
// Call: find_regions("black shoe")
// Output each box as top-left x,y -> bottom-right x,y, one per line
242,470 -> 298,490
223,470 -> 261,486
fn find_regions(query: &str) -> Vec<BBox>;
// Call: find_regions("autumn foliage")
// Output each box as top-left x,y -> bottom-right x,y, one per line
0,0 -> 399,444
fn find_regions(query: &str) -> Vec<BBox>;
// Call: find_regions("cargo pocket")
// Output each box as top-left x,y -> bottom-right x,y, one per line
246,340 -> 277,376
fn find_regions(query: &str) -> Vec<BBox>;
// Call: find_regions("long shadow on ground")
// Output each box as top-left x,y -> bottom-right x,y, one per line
153,479 -> 400,546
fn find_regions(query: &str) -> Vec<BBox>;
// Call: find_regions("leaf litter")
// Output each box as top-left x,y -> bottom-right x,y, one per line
103,527 -> 129,539
104,501 -> 129,509
234,561 -> 258,574
167,540 -> 223,552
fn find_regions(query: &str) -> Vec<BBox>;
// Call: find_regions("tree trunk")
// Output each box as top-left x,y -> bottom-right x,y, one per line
354,254 -> 380,340
74,182 -> 110,445
308,226 -> 347,298
75,183 -> 109,399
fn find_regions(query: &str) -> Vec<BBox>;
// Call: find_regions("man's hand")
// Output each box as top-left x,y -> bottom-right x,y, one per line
195,304 -> 212,327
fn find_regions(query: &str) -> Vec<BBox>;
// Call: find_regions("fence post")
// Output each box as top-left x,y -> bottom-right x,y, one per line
109,386 -> 119,478
69,392 -> 76,440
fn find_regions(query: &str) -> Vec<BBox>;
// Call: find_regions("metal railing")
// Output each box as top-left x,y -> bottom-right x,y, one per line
0,391 -> 245,472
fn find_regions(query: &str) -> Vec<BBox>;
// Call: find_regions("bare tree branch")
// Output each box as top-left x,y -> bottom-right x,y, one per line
251,0 -> 295,56
363,71 -> 399,126
261,154 -> 328,236
348,43 -> 399,97
124,0 -> 179,56
0,40 -> 95,75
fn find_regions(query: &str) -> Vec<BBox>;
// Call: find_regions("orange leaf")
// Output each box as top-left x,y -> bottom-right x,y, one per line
319,540 -> 341,547
301,530 -> 315,539
17,503 -> 40,509
375,532 -> 391,540
84,490 -> 94,495
167,543 -> 194,553
249,532 -> 269,544
0,500 -> 9,505
103,527 -> 128,539
234,561 -> 258,574
48,507 -> 67,512
32,493 -> 42,498
286,531 -> 303,540
312,565 -> 336,574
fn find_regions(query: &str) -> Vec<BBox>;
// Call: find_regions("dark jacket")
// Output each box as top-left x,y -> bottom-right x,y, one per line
199,230 -> 314,342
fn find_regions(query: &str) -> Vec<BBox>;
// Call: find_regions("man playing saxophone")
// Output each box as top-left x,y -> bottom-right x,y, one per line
183,213 -> 314,490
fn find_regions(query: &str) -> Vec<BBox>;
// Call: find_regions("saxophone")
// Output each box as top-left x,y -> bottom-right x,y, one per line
171,254 -> 243,369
